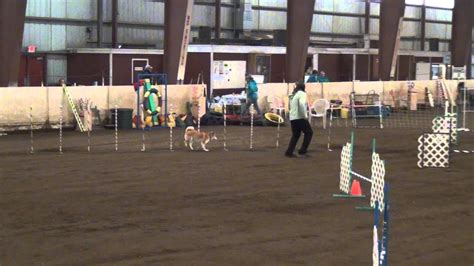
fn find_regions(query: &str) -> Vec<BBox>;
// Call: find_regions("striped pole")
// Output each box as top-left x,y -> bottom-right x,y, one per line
197,103 -> 201,132
169,104 -> 173,151
115,105 -> 118,151
141,104 -> 146,152
276,110 -> 281,149
30,106 -> 34,154
223,102 -> 228,151
250,104 -> 254,150
59,105 -> 63,154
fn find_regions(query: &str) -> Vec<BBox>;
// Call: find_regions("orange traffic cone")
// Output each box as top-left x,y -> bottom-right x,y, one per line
350,180 -> 363,196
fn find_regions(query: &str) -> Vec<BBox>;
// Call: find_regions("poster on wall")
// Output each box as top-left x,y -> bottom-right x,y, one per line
212,60 -> 247,89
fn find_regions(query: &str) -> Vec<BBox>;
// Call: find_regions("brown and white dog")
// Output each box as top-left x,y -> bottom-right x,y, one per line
184,126 -> 217,152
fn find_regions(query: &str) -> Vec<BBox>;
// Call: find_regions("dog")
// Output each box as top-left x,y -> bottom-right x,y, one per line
184,126 -> 217,152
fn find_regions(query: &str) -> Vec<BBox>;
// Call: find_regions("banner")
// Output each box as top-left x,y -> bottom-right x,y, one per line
176,0 -> 194,82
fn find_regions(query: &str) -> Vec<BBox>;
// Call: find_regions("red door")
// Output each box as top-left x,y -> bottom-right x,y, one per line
18,54 -> 45,86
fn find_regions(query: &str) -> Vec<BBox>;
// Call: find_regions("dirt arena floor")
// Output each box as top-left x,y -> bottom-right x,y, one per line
1,123 -> 473,265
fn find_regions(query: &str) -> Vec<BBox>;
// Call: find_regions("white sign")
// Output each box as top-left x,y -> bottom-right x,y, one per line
212,61 -> 247,89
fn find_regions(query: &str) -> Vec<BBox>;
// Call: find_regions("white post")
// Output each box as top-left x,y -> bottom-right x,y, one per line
59,105 -> 63,154
276,110 -> 281,149
223,102 -> 228,151
87,130 -> 91,152
141,104 -> 146,152
379,102 -> 384,129
30,106 -> 34,154
250,104 -> 254,150
327,105 -> 333,151
115,105 -> 118,151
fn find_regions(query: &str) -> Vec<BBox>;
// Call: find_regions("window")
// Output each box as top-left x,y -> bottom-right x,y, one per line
405,0 -> 454,9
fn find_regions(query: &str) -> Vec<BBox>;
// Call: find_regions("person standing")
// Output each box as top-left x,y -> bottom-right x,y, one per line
244,75 -> 261,115
306,70 -> 319,83
317,71 -> 330,83
285,82 -> 313,158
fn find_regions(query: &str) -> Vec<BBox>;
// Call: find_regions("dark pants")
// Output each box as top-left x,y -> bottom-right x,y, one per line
286,119 -> 313,155
243,98 -> 260,115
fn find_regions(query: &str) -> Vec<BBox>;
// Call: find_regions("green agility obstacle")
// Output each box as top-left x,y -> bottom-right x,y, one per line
333,132 -> 386,212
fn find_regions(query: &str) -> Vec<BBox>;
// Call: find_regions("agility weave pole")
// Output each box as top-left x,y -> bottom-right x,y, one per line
114,105 -> 118,152
250,104 -> 254,150
30,106 -> 34,154
333,132 -> 386,212
59,105 -> 63,154
223,103 -> 228,151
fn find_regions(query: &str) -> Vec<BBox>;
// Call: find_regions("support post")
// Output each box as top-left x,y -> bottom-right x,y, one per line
420,4 -> 426,51
379,0 -> 405,81
451,0 -> 474,67
285,0 -> 316,83
111,0 -> 118,48
0,0 -> 27,87
97,0 -> 104,48
164,0 -> 194,84
215,0 -> 221,40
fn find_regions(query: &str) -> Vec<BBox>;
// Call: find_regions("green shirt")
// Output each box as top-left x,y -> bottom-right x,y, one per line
289,90 -> 309,121
317,76 -> 330,83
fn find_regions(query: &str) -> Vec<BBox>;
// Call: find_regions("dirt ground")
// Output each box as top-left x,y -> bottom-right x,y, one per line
0,123 -> 473,265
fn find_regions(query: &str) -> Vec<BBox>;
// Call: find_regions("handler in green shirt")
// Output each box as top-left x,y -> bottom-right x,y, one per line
285,82 -> 313,158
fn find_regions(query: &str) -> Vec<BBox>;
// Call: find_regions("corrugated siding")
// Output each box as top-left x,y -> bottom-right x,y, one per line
46,55 -> 67,84
117,0 -> 163,24
23,0 -> 457,52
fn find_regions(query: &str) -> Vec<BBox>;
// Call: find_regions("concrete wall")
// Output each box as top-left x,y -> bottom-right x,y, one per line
0,80 -> 471,130
0,84 -> 206,129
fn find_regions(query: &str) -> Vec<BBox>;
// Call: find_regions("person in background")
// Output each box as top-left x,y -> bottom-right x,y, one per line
141,64 -> 155,83
244,75 -> 261,115
285,81 -> 313,158
57,78 -> 66,87
306,70 -> 319,83
317,71 -> 330,83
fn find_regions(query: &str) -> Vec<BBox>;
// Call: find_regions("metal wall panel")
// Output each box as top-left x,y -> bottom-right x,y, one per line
21,0 -> 457,53
46,54 -> 67,84
26,0 -> 50,17
426,8 -> 451,21
118,0 -> 163,24
401,21 -> 419,37
253,0 -> 286,7
66,25 -> 90,48
258,10 -> 285,30
334,0 -> 364,14
23,23 -> 52,50
425,23 -> 449,39
66,0 -> 96,20
50,0 -> 66,18
333,17 -> 363,34
312,15 -> 333,33
51,25 -> 66,50
404,6 -> 421,19
193,4 -> 215,27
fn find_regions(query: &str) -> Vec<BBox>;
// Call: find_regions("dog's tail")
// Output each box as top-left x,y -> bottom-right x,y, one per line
185,126 -> 195,133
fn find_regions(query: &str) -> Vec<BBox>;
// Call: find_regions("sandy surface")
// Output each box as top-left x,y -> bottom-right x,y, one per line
0,124 -> 473,265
